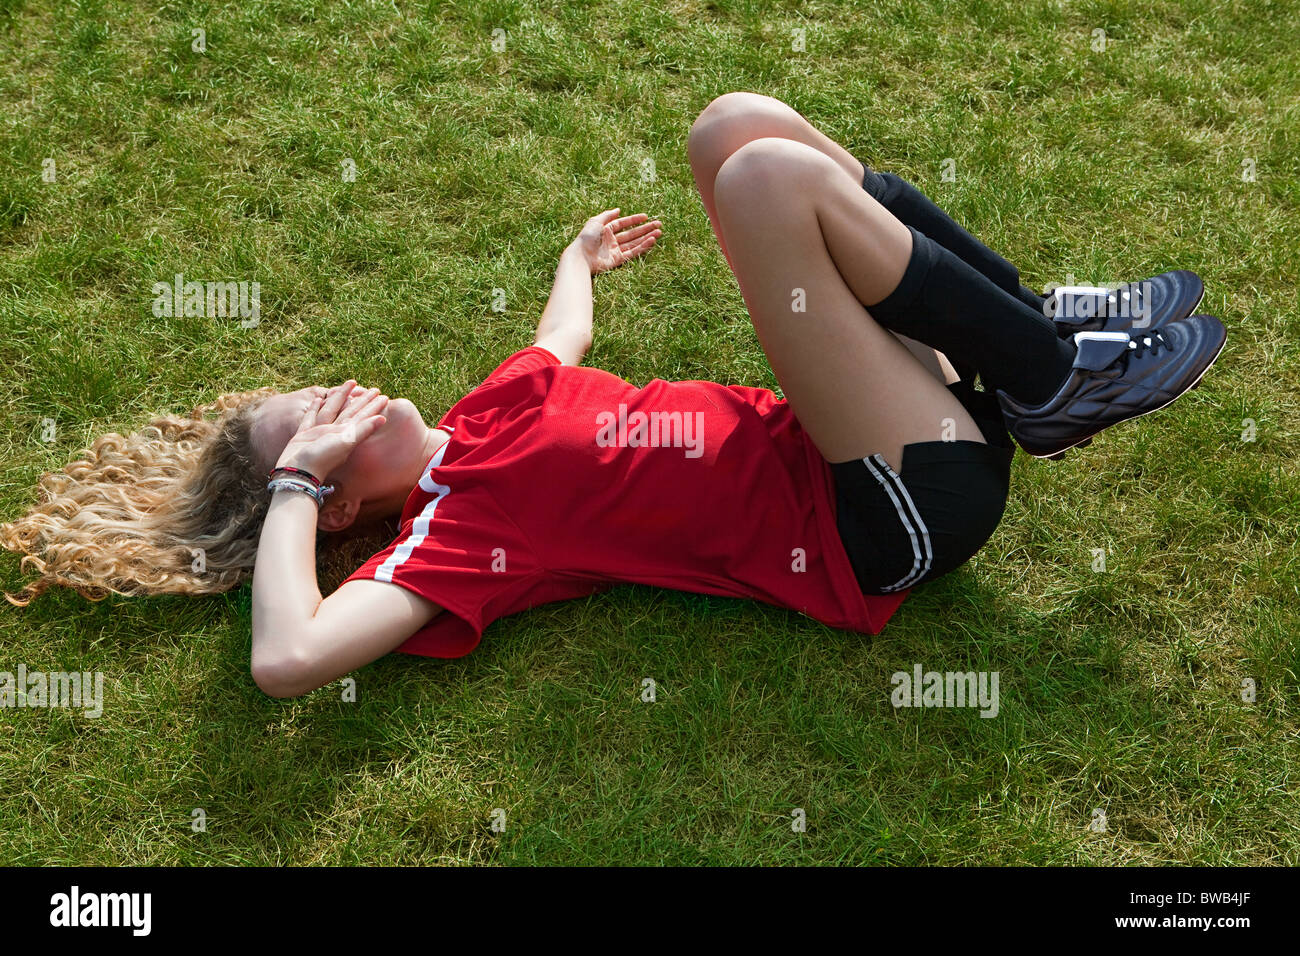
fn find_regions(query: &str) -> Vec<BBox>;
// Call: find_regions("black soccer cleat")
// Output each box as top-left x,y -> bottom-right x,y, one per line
1044,270 -> 1204,336
996,315 -> 1227,460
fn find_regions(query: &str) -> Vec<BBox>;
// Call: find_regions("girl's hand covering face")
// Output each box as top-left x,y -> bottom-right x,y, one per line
274,380 -> 389,478
572,208 -> 662,275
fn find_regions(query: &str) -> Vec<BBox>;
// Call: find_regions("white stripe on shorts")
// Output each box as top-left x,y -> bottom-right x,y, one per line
861,453 -> 934,592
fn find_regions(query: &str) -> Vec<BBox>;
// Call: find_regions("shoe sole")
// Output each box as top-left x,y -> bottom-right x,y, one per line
1030,322 -> 1226,460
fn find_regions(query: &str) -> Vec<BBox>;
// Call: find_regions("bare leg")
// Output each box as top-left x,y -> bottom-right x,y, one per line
689,91 -> 960,386
893,332 -> 962,386
711,136 -> 986,472
689,92 -> 866,260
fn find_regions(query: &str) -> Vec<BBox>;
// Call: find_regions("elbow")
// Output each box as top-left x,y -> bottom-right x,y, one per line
251,643 -> 315,699
568,329 -> 594,366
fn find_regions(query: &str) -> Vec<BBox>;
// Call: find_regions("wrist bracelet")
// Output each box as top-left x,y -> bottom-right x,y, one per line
268,477 -> 321,505
269,465 -> 324,486
267,476 -> 334,506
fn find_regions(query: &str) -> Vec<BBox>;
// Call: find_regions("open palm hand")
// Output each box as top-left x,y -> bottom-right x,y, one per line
573,208 -> 662,274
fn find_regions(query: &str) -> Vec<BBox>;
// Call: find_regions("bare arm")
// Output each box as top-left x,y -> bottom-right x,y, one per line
250,382 -> 440,698
251,493 -> 440,699
533,243 -> 595,366
534,208 -> 661,365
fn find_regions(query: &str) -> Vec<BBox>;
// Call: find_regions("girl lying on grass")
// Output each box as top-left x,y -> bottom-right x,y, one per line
2,93 -> 1224,698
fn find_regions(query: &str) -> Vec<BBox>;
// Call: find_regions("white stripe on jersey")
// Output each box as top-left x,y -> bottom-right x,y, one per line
375,439 -> 452,584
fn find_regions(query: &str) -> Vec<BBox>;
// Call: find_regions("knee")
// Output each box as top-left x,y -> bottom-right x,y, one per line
688,91 -> 793,173
690,91 -> 771,135
713,136 -> 831,216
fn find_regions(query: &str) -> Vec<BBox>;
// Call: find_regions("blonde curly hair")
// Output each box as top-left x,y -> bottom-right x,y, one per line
1,388 -> 280,605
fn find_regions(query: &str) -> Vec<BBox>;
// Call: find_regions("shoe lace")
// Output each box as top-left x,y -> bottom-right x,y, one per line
1126,328 -> 1168,359
1110,282 -> 1150,319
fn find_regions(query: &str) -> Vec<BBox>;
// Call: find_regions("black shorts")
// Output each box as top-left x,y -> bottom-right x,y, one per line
830,380 -> 1015,595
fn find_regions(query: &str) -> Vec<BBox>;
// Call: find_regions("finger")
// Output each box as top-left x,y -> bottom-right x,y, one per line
349,392 -> 390,425
315,384 -> 358,417
338,385 -> 371,414
349,414 -> 387,446
338,389 -> 388,424
624,233 -> 658,258
609,212 -> 649,233
618,221 -> 660,243
622,224 -> 661,247
317,382 -> 353,424
616,220 -> 660,243
334,387 -> 376,423
298,395 -> 323,430
596,208 -> 621,225
317,380 -> 356,425
339,385 -> 378,411
622,228 -> 661,253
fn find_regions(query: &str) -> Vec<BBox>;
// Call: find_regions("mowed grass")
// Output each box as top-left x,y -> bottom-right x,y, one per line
0,0 -> 1297,865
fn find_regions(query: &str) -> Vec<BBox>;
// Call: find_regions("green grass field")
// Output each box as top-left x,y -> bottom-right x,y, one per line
1,0 -> 1297,865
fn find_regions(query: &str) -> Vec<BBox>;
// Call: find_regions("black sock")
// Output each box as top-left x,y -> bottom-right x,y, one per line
865,227 -> 1076,407
861,163 -> 1048,314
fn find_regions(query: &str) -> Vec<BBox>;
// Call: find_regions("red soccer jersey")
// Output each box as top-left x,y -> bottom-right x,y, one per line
344,346 -> 909,657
